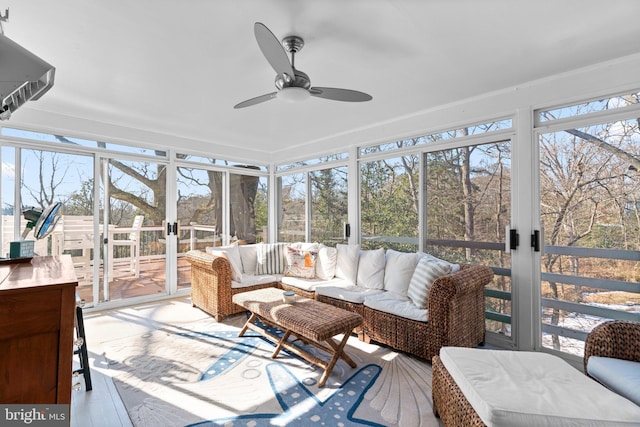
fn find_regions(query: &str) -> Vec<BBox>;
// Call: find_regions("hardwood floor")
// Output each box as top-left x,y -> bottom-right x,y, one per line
70,297 -> 212,427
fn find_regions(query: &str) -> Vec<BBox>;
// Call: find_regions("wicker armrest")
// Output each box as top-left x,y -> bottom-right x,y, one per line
429,264 -> 493,307
584,320 -> 640,375
428,264 -> 494,349
185,250 -> 233,321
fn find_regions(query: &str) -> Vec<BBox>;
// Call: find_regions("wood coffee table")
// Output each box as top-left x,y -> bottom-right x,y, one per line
232,287 -> 363,387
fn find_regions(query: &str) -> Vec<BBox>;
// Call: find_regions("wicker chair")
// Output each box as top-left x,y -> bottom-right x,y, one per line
584,320 -> 640,377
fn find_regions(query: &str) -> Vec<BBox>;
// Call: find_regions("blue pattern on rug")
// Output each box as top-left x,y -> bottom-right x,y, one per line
188,363 -> 383,427
180,327 -> 385,427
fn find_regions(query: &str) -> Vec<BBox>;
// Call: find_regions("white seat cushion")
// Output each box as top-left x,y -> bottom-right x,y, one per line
280,276 -> 350,292
439,347 -> 640,427
316,285 -> 384,304
363,292 -> 427,322
231,274 -> 278,289
587,356 -> 640,406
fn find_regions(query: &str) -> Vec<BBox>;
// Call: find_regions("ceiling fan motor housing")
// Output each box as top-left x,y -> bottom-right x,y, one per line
275,68 -> 310,90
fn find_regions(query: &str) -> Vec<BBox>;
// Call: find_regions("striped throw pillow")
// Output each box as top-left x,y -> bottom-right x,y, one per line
407,257 -> 452,309
256,242 -> 287,275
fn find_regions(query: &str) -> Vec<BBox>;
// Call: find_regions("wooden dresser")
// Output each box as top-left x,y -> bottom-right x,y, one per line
0,255 -> 78,404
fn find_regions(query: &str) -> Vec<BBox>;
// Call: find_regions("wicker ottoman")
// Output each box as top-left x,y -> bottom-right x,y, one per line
432,347 -> 640,427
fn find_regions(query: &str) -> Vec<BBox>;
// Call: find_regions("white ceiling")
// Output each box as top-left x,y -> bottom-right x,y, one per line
3,0 -> 640,163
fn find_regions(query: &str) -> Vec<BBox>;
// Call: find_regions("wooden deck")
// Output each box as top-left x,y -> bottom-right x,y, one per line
75,256 -> 192,306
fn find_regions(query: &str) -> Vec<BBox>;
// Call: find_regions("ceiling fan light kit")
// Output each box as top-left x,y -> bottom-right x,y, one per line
234,22 -> 372,109
277,86 -> 310,103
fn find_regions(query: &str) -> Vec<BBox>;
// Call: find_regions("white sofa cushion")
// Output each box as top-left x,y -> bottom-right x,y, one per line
231,273 -> 279,289
315,245 -> 337,280
238,244 -> 258,275
256,242 -> 287,275
357,248 -> 385,289
280,276 -> 351,292
207,243 -> 243,282
335,244 -> 360,284
363,292 -> 427,322
439,347 -> 640,427
383,249 -> 419,297
317,285 -> 384,304
407,256 -> 452,309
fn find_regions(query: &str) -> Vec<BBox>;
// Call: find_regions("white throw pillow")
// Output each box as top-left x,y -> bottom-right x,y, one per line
417,252 -> 461,273
255,242 -> 287,275
407,257 -> 452,308
238,244 -> 258,275
357,248 -> 385,289
207,243 -> 243,282
335,244 -> 360,284
315,245 -> 337,280
383,249 -> 419,297
284,246 -> 318,279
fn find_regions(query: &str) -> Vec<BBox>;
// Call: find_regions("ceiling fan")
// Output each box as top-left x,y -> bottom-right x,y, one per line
234,22 -> 373,109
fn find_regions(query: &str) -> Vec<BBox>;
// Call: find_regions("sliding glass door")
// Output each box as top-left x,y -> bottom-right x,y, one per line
538,109 -> 640,356
100,157 -> 168,303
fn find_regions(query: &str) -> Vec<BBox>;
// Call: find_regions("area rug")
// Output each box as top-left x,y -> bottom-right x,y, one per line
101,315 -> 441,427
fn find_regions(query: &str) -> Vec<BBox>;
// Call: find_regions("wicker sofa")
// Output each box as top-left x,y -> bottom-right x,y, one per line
185,244 -> 493,360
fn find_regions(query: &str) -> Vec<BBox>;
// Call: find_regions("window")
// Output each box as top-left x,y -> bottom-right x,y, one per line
360,155 -> 419,251
310,166 -> 347,246
538,116 -> 640,355
425,142 -> 512,335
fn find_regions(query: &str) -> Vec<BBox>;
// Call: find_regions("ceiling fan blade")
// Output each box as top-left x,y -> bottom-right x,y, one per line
254,22 -> 294,80
233,92 -> 277,109
309,87 -> 373,102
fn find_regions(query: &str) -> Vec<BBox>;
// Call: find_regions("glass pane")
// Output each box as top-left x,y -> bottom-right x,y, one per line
360,155 -> 419,251
276,153 -> 348,171
104,158 -> 166,302
229,170 -> 268,244
2,127 -> 167,157
19,148 -> 96,305
176,167 -> 223,290
310,166 -> 348,246
176,153 -> 268,171
278,173 -> 305,243
360,119 -> 512,155
539,117 -> 640,356
539,92 -> 640,122
425,141 -> 512,336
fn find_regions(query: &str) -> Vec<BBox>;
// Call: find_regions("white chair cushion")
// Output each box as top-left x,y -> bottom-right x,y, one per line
357,248 -> 385,289
315,245 -> 337,280
439,347 -> 640,427
363,292 -> 427,322
335,244 -> 360,284
383,249 -> 419,297
587,356 -> 640,406
316,285 -> 384,304
238,244 -> 258,275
